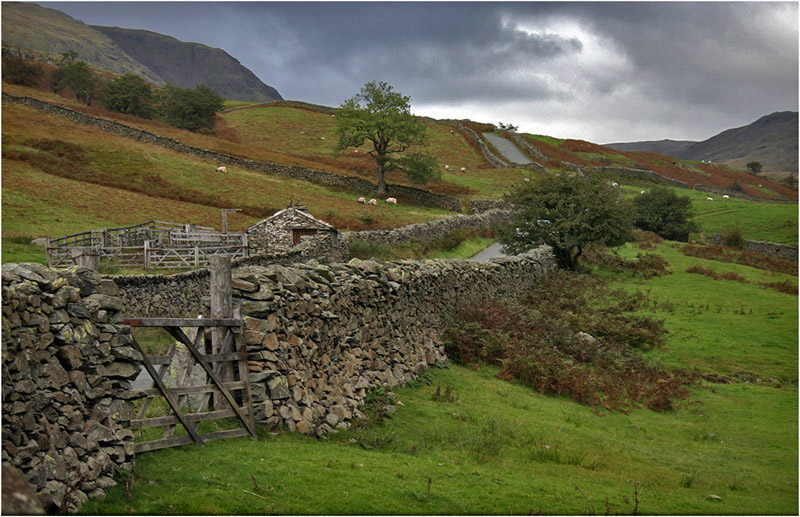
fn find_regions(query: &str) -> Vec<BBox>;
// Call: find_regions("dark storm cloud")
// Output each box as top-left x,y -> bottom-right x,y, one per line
37,2 -> 798,142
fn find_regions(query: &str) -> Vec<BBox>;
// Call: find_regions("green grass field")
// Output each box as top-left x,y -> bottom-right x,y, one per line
81,240 -> 797,515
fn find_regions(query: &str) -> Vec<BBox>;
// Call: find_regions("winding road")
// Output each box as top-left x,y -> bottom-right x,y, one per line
482,132 -> 533,164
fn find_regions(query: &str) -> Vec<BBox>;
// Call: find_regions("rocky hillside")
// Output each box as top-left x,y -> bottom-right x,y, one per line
91,26 -> 282,103
1,2 -> 282,102
607,111 -> 798,173
1,2 -> 164,84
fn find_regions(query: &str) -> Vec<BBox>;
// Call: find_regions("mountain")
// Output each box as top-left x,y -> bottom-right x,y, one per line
90,26 -> 281,103
606,111 -> 798,172
1,2 -> 282,102
1,2 -> 164,85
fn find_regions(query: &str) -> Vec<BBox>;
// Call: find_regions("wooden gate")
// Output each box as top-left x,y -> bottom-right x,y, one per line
123,316 -> 257,453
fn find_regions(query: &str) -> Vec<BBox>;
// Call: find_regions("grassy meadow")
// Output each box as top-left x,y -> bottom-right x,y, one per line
82,239 -> 797,515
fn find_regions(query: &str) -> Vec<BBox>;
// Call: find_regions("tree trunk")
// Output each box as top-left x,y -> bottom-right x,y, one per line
376,165 -> 387,195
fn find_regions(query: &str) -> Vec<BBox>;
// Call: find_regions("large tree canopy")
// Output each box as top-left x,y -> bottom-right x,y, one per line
161,84 -> 224,132
336,81 -> 438,194
499,172 -> 634,270
99,74 -> 156,119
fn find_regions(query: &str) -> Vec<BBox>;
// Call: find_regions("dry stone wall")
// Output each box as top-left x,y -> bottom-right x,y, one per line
235,246 -> 556,434
712,235 -> 798,262
2,263 -> 139,513
1,93 -> 462,212
113,210 -> 514,318
694,184 -> 798,204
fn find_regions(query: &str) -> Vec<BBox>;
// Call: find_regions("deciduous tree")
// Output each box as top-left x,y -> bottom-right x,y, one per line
499,172 -> 633,270
746,161 -> 762,175
99,74 -> 156,119
161,84 -> 224,132
633,186 -> 699,241
336,81 -> 438,194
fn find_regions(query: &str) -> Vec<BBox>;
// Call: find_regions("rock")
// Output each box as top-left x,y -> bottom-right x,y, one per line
95,361 -> 139,380
2,462 -> 45,515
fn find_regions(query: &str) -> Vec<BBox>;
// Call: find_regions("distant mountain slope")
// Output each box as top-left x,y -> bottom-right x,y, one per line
605,139 -> 695,157
607,112 -> 798,173
1,2 -> 282,103
91,26 -> 282,103
1,2 -> 165,85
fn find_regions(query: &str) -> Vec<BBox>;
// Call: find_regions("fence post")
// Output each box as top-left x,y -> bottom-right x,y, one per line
194,246 -> 200,268
210,256 -> 233,409
144,240 -> 150,270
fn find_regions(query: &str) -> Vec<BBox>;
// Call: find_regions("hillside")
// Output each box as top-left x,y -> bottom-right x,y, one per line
1,1 -> 164,85
1,2 -> 282,102
607,111 -> 799,173
91,26 -> 282,102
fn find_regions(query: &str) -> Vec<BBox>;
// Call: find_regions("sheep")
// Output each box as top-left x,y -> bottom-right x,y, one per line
386,197 -> 397,204
611,182 -> 619,187
444,164 -> 451,171
216,166 -> 227,173
723,195 -> 730,199
450,130 -> 455,134
460,167 -> 466,172
358,197 -> 367,204
641,190 -> 646,194
368,199 -> 377,206
524,178 -> 530,182
706,197 -> 714,201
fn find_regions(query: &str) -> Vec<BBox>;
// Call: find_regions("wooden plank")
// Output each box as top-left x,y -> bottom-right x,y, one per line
128,337 -> 203,445
235,329 -> 258,439
123,318 -> 241,327
134,435 -> 193,454
136,343 -> 176,419
131,407 -> 239,429
164,327 -> 256,438
125,381 -> 246,399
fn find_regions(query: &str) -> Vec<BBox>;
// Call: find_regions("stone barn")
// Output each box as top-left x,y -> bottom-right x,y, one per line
247,204 -> 337,252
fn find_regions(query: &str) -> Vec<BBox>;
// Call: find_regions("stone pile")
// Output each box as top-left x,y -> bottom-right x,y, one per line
233,247 -> 556,435
2,263 -> 139,513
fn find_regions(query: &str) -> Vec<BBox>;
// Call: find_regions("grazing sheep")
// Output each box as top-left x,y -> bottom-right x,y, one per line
460,167 -> 466,172
723,195 -> 730,199
641,190 -> 646,194
706,197 -> 714,201
611,182 -> 619,187
368,199 -> 377,206
444,164 -> 451,171
358,197 -> 367,204
386,197 -> 397,204
450,130 -> 455,134
216,166 -> 227,173
524,178 -> 530,182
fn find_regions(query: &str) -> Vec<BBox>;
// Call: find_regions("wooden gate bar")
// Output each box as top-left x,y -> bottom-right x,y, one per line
164,327 -> 257,439
123,318 -> 240,327
128,336 -> 204,445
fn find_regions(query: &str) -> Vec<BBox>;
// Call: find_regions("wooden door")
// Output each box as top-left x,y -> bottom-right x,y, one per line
292,228 -> 318,245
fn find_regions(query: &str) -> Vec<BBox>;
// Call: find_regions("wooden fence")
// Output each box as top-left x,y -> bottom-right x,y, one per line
46,220 -> 248,270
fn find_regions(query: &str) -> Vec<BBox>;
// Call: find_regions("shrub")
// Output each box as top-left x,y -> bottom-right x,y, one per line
444,271 -> 694,412
2,56 -> 44,86
721,224 -> 746,249
633,186 -> 698,241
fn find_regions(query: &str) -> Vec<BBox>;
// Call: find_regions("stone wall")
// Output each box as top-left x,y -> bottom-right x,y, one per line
113,210 -> 514,318
235,246 -> 556,434
2,263 -> 140,513
1,93 -> 462,212
694,184 -> 798,204
583,166 -> 690,189
711,235 -> 799,262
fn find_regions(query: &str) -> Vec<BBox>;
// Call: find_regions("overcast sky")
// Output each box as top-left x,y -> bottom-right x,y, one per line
40,1 -> 798,143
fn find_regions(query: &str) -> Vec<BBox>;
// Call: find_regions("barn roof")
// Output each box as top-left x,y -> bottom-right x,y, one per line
246,207 -> 336,233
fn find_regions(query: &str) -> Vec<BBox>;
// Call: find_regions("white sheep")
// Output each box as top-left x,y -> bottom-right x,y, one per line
368,199 -> 377,206
386,197 -> 397,205
460,167 -> 466,172
444,164 -> 451,171
641,190 -> 646,194
358,197 -> 367,204
706,197 -> 714,201
723,195 -> 730,199
611,182 -> 619,187
216,166 -> 227,173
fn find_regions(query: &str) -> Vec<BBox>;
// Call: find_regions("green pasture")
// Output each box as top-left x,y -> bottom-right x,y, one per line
82,237 -> 797,515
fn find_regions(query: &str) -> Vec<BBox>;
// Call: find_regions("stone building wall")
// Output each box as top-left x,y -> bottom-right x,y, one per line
2,263 -> 140,513
247,209 -> 336,253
